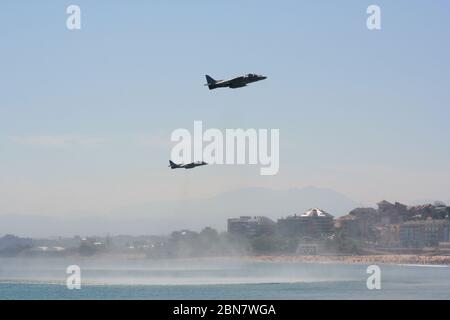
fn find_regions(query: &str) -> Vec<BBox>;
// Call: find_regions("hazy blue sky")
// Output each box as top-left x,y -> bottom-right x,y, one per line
1,1 -> 450,217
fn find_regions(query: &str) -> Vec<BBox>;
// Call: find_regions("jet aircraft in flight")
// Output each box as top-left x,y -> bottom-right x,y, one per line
169,160 -> 208,170
205,73 -> 267,90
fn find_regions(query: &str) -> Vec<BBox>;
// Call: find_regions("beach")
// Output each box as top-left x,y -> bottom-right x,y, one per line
246,254 -> 450,266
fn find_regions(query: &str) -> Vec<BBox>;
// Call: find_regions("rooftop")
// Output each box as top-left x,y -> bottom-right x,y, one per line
300,208 -> 334,218
282,208 -> 334,220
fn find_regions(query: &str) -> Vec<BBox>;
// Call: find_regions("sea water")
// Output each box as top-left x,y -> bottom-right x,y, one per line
0,257 -> 449,300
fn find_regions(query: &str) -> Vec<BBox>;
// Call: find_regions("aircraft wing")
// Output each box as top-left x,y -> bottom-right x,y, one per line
219,76 -> 245,86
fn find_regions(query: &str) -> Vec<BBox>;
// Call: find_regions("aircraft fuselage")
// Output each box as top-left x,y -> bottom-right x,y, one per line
205,74 -> 267,90
169,161 -> 208,170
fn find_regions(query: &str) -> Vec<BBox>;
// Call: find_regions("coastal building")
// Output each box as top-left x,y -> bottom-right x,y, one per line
376,224 -> 400,248
424,220 -> 450,247
408,203 -> 450,221
227,216 -> 276,238
277,208 -> 334,238
400,220 -> 450,248
335,207 -> 377,242
377,200 -> 408,225
399,222 -> 424,248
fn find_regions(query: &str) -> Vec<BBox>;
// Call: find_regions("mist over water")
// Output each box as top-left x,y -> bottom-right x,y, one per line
0,257 -> 361,286
1,257 -> 450,299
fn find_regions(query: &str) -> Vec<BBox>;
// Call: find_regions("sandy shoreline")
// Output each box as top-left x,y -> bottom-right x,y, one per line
3,254 -> 449,266
240,255 -> 450,266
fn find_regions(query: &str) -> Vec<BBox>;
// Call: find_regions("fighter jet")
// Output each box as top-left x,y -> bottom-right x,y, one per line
205,73 -> 267,90
169,160 -> 208,170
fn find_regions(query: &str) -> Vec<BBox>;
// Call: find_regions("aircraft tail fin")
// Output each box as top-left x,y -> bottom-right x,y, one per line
205,75 -> 218,90
169,160 -> 177,168
205,75 -> 216,84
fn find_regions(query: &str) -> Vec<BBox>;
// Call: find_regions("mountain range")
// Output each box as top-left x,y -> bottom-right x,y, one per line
1,186 -> 365,237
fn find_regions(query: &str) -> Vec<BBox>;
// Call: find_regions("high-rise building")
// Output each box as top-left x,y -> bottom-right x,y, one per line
277,208 -> 334,238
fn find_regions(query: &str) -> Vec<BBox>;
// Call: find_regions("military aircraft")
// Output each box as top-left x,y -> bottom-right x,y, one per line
169,160 -> 208,170
205,73 -> 267,90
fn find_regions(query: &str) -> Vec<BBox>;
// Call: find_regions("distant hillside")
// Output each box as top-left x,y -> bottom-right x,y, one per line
0,186 -> 360,237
